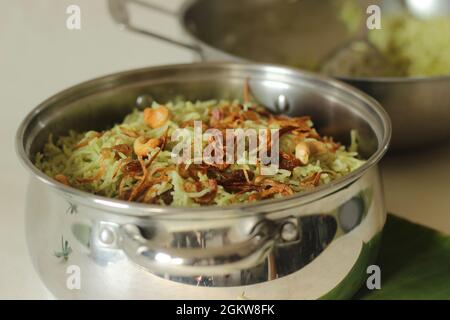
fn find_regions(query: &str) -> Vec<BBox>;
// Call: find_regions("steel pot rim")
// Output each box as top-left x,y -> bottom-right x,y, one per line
16,62 -> 391,218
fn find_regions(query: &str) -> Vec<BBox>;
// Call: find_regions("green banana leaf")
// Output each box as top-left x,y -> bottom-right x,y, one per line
356,214 -> 450,300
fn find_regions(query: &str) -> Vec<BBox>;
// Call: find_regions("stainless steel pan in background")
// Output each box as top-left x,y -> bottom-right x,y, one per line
109,0 -> 450,150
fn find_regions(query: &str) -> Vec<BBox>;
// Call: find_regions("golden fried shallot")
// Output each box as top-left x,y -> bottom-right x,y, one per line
279,151 -> 302,171
184,179 -> 218,205
133,137 -> 162,157
248,177 -> 294,202
121,159 -> 143,177
127,157 -> 149,201
112,144 -> 132,158
119,127 -> 139,138
300,171 -> 331,188
54,174 -> 70,186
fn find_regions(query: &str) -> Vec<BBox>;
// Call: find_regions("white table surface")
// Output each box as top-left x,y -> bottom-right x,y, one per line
1,0 -> 449,299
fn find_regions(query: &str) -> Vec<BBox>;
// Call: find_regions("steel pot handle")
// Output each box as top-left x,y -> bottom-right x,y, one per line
119,221 -> 277,276
108,0 -> 204,60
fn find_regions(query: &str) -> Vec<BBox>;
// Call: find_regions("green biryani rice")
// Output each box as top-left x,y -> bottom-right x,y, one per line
35,99 -> 365,207
323,1 -> 450,77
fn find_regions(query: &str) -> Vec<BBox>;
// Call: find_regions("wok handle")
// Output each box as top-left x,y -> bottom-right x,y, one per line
108,0 -> 204,59
119,222 -> 277,276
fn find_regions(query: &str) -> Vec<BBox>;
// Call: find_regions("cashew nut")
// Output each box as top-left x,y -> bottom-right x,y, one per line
144,106 -> 170,129
295,142 -> 310,164
295,140 -> 328,164
133,137 -> 161,157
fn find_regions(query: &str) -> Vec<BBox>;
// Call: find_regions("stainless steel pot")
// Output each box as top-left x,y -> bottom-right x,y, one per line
17,62 -> 390,299
109,0 -> 450,150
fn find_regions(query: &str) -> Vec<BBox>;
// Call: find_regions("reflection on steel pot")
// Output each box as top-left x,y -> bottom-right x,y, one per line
17,63 -> 390,299
108,0 -> 450,150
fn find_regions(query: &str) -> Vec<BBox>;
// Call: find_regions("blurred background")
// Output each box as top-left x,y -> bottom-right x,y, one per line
1,0 -> 449,298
